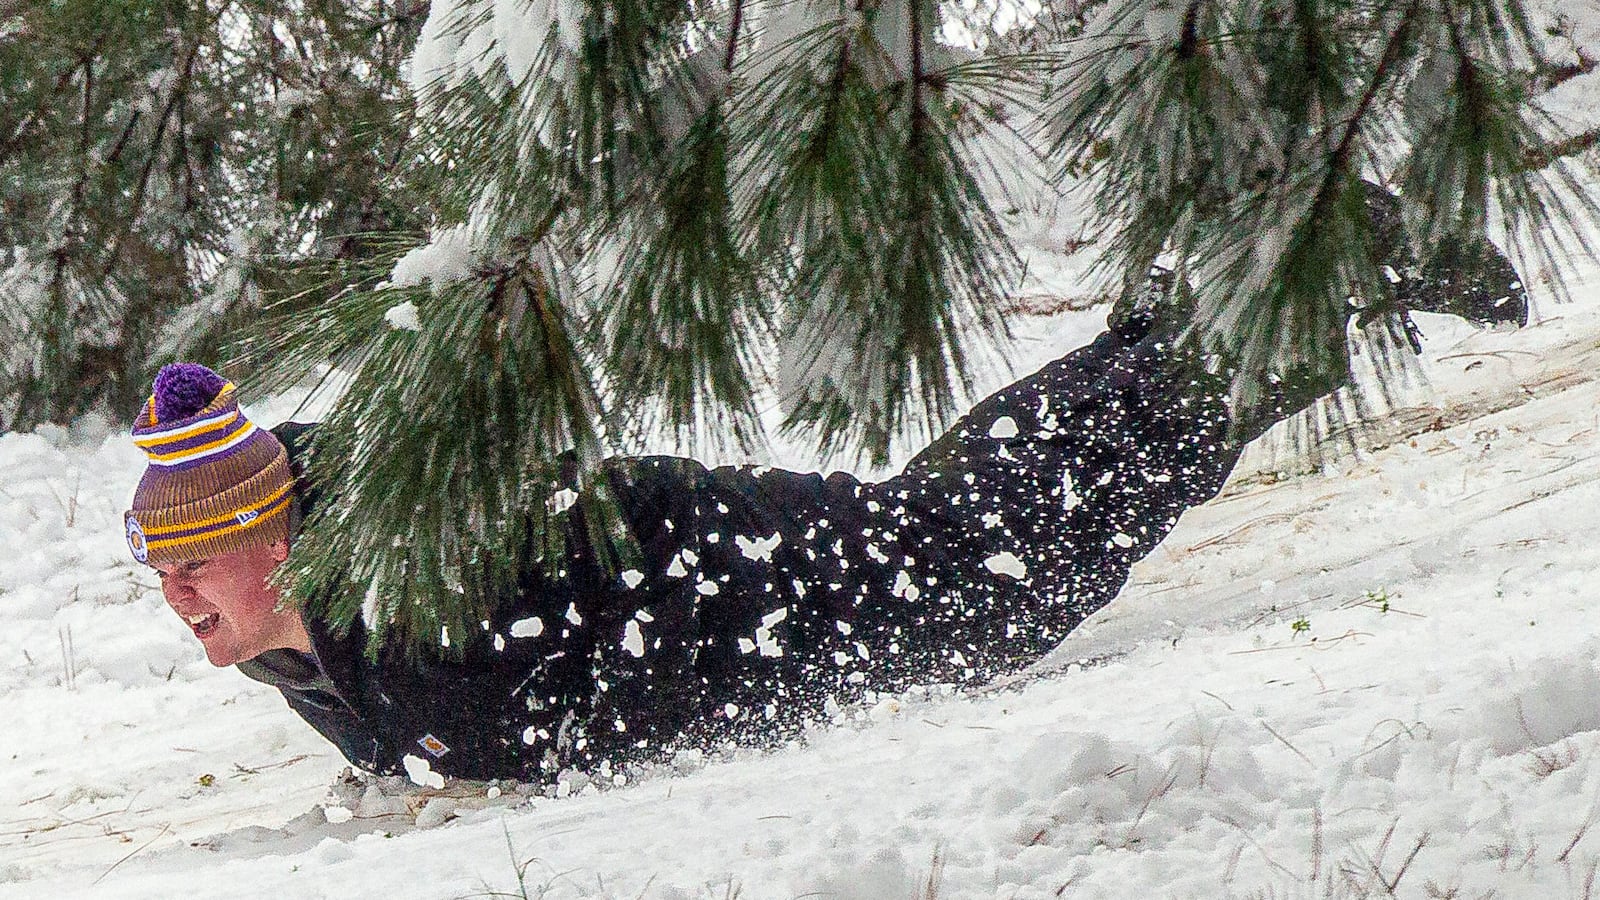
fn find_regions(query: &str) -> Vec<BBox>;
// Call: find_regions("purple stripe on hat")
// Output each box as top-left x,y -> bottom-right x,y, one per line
145,491 -> 292,544
143,413 -> 250,456
151,428 -> 271,473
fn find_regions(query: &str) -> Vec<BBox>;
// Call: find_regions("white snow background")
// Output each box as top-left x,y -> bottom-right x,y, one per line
8,1 -> 1600,895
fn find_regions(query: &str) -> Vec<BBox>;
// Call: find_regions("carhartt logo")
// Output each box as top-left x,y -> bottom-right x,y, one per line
417,734 -> 450,758
235,509 -> 259,527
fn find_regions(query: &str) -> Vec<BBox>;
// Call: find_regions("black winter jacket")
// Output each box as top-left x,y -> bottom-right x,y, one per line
239,325 -> 1243,785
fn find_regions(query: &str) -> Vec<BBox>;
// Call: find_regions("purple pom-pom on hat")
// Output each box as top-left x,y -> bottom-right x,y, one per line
152,363 -> 228,422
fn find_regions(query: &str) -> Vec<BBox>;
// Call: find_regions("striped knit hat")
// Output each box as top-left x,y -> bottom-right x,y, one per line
123,364 -> 295,566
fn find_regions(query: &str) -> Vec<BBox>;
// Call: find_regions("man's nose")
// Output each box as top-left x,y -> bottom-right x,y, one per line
161,576 -> 194,603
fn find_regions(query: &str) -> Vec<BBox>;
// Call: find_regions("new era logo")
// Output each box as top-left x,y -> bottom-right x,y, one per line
235,509 -> 259,527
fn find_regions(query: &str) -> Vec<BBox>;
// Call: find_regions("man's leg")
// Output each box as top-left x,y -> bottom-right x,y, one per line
839,319 -> 1250,690
639,317 -> 1254,753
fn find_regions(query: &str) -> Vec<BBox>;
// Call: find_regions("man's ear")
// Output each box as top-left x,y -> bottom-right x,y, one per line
270,537 -> 290,565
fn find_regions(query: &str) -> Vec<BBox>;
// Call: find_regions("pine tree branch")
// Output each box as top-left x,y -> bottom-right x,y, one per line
723,0 -> 745,74
51,50 -> 97,294
1310,0 -> 1421,228
910,0 -> 926,131
103,109 -> 144,169
100,8 -> 217,279
1177,0 -> 1202,58
1540,52 -> 1597,89
1523,127 -> 1600,169
0,60 -> 82,164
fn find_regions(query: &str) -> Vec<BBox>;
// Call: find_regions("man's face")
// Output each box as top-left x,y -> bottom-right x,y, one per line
154,540 -> 309,667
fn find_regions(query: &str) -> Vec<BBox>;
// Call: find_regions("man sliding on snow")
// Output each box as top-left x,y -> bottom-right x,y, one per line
124,199 -> 1527,787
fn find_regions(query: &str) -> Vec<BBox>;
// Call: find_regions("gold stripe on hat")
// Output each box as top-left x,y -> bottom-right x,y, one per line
141,479 -> 295,539
144,496 -> 291,552
134,405 -> 241,447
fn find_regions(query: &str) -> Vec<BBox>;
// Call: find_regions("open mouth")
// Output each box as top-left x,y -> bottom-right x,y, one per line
184,613 -> 221,638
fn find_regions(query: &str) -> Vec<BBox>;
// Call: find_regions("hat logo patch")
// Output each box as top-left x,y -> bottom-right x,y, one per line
235,509 -> 259,527
417,734 -> 450,758
126,518 -> 149,563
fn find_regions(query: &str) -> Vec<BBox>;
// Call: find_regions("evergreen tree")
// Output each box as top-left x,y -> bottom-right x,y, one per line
159,0 -> 1600,649
0,0 -> 427,431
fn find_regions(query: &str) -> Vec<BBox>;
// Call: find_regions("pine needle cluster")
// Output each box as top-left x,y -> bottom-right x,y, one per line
0,0 -> 426,431
1049,0 -> 1599,419
223,0 -> 1600,651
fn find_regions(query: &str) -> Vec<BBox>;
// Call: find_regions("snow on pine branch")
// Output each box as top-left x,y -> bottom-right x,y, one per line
409,0 -> 587,102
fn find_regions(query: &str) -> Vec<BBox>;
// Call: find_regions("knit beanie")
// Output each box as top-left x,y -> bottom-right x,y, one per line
123,363 -> 295,566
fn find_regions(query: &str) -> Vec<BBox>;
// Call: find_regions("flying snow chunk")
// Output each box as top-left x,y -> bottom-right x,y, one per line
736,532 -> 783,562
1112,532 -> 1135,549
403,754 -> 445,789
384,300 -> 421,332
522,726 -> 540,746
621,569 -> 645,589
565,603 -> 583,625
666,555 -> 688,578
323,805 -> 354,824
547,488 -> 578,514
754,619 -> 783,658
622,620 -> 645,658
509,616 -> 544,638
988,416 -> 1019,439
754,611 -> 787,657
696,580 -> 720,596
1063,472 -> 1082,512
984,551 -> 1028,580
891,570 -> 920,601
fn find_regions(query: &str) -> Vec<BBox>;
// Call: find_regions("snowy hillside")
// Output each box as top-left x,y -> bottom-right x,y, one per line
6,261 -> 1600,897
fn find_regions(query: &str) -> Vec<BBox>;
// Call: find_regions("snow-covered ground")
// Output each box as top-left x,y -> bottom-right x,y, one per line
7,261 -> 1600,898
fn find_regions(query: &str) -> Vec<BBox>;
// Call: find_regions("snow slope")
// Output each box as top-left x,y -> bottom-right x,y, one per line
7,264 -> 1600,897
